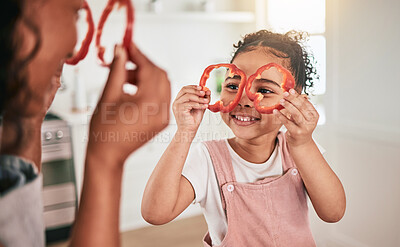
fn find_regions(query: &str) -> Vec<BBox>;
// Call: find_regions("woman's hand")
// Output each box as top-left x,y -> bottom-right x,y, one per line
72,44 -> 170,247
87,44 -> 171,166
273,89 -> 319,147
172,85 -> 210,135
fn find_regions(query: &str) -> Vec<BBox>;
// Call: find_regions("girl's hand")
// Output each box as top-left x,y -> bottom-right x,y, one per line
87,44 -> 171,166
273,89 -> 319,147
172,85 -> 210,135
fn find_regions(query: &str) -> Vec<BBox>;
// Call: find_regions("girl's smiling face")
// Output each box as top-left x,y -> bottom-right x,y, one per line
220,47 -> 292,140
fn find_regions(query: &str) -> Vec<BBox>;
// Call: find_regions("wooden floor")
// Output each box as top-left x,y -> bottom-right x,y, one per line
48,215 -> 208,247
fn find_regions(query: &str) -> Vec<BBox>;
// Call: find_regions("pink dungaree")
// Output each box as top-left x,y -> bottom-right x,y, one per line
202,132 -> 316,247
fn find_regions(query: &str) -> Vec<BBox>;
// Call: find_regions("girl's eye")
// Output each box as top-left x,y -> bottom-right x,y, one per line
258,88 -> 274,94
226,84 -> 239,90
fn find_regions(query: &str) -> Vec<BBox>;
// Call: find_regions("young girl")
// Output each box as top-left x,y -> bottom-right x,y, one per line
142,30 -> 346,247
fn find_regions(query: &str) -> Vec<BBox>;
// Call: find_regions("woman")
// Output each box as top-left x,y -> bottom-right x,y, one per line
0,0 -> 171,246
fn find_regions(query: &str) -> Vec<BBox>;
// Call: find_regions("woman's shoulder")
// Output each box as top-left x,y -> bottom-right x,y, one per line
0,172 -> 44,246
0,155 -> 38,196
0,156 -> 44,245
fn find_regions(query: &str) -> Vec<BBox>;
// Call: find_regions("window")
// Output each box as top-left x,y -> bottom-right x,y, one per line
266,0 -> 326,124
267,0 -> 326,95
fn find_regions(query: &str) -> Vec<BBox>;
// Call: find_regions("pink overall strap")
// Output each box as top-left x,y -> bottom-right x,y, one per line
276,132 -> 297,172
204,140 -> 236,210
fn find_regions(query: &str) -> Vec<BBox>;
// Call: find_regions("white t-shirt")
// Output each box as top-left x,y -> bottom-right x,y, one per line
182,138 -> 325,245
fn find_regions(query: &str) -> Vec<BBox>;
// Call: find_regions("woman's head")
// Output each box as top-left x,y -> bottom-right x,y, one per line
0,0 -> 81,117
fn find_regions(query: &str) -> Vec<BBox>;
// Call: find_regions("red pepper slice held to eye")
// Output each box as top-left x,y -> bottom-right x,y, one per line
65,1 -> 94,65
199,63 -> 295,114
96,0 -> 134,67
199,64 -> 247,113
246,63 -> 295,114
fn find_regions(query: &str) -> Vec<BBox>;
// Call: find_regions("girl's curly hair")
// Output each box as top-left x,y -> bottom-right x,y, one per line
231,30 -> 318,95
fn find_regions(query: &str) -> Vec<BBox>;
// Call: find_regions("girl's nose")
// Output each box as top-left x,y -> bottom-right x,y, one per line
238,103 -> 251,108
237,89 -> 253,108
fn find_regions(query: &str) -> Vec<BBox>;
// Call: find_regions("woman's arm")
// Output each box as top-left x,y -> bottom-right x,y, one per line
70,44 -> 170,247
70,153 -> 124,247
274,89 -> 346,223
142,85 -> 210,225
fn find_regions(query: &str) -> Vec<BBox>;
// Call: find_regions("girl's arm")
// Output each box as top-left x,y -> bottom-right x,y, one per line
141,85 -> 210,225
141,131 -> 196,225
274,89 -> 346,223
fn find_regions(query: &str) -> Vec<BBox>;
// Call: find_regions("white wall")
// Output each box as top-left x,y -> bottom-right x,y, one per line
309,0 -> 400,246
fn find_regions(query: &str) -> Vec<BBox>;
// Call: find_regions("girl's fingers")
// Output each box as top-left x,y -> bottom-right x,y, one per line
176,92 -> 210,104
283,89 -> 319,122
300,98 -> 319,122
176,85 -> 206,100
180,102 -> 208,112
273,109 -> 297,130
282,90 -> 308,116
280,99 -> 304,125
283,90 -> 305,109
279,108 -> 292,121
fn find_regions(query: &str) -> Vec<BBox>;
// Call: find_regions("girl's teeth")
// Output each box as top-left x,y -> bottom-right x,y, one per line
235,115 -> 256,122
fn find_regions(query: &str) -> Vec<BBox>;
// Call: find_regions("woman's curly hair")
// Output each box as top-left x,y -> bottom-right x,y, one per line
231,30 -> 319,95
0,0 -> 41,148
0,0 -> 40,117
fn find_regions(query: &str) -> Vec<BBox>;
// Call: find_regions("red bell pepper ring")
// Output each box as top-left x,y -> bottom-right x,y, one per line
246,63 -> 295,114
199,64 -> 247,113
65,1 -> 94,65
96,0 -> 134,67
199,63 -> 295,114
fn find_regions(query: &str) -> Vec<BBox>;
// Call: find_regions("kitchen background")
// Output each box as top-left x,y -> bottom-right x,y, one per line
48,0 -> 400,246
